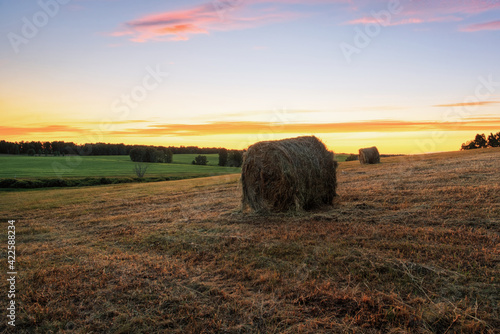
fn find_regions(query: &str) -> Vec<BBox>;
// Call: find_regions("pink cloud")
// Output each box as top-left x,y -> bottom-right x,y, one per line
461,20 -> 500,32
345,15 -> 462,27
403,0 -> 500,16
345,0 -> 498,29
346,16 -> 424,26
0,125 -> 86,136
111,2 -> 305,42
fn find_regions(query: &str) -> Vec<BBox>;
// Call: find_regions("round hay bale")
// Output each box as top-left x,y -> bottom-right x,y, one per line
241,136 -> 338,212
358,146 -> 380,164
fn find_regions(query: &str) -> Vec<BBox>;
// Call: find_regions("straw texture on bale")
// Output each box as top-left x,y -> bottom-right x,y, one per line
359,146 -> 380,164
241,136 -> 338,212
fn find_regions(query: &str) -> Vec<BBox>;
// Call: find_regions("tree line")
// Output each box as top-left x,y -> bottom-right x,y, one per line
217,148 -> 243,167
129,147 -> 173,163
461,132 -> 500,150
0,139 -> 245,167
129,147 -> 245,167
0,140 -> 226,156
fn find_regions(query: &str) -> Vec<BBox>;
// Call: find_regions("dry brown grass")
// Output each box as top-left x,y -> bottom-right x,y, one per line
1,148 -> 499,333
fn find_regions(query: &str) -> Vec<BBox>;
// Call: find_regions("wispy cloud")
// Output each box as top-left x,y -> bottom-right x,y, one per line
111,2 -> 305,42
434,101 -> 499,107
77,120 -> 152,125
0,125 -> 86,136
346,15 -> 461,26
461,20 -> 500,32
0,121 -> 151,137
109,118 -> 500,137
344,0 -> 500,30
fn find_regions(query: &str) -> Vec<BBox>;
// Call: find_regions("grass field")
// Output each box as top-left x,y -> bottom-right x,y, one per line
171,154 -> 220,166
0,154 -> 239,179
0,148 -> 499,333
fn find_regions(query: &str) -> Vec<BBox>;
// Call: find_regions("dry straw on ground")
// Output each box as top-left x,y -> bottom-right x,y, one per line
359,146 -> 380,164
241,136 -> 338,212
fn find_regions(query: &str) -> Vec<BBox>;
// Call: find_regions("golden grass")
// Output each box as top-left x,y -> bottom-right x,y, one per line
0,148 -> 499,333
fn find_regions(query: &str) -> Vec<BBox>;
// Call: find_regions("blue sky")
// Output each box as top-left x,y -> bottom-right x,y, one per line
1,0 -> 499,153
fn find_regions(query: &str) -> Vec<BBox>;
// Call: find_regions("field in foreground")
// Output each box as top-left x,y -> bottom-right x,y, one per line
0,148 -> 499,333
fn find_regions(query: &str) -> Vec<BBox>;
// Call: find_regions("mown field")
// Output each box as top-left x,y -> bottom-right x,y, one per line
0,148 -> 498,333
0,154 -> 238,179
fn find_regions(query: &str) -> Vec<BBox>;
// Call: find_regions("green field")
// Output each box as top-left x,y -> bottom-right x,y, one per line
0,153 -> 350,180
334,153 -> 349,162
0,153 -> 350,189
171,153 -> 220,166
0,154 -> 239,179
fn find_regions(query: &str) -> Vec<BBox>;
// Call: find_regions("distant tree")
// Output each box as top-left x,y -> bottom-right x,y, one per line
130,148 -> 145,162
0,140 -> 8,154
134,164 -> 148,178
218,148 -> 228,166
146,147 -> 163,162
345,154 -> 358,161
42,141 -> 52,155
474,133 -> 488,148
51,141 -> 65,154
461,141 -> 475,150
27,148 -> 36,156
18,141 -> 27,154
62,143 -> 76,155
130,147 -> 167,163
192,155 -> 208,165
164,149 -> 173,163
487,132 -> 500,147
461,133 -> 490,150
227,150 -> 243,167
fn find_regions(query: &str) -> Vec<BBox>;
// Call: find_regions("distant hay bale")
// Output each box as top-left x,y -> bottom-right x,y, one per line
359,146 -> 380,164
241,136 -> 338,212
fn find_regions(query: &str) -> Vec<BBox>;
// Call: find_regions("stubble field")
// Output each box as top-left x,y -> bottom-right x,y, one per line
0,148 -> 499,333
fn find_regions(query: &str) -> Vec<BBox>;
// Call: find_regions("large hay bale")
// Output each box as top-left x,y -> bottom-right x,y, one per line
241,136 -> 338,212
359,146 -> 380,164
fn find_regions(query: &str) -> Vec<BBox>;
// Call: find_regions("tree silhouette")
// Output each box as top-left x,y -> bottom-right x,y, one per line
218,148 -> 228,166
461,132 -> 500,150
487,132 -> 500,147
192,155 -> 208,165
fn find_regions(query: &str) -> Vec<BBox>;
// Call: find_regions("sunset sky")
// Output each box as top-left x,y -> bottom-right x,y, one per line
1,0 -> 499,154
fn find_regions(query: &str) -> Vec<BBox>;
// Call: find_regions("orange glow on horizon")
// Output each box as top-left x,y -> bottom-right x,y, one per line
1,118 -> 499,154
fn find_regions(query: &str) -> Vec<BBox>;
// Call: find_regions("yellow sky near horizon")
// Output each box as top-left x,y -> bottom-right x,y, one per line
1,116 -> 499,154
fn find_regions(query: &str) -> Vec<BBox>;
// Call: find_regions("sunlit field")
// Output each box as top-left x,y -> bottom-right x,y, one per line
0,154 -> 239,179
0,148 -> 498,333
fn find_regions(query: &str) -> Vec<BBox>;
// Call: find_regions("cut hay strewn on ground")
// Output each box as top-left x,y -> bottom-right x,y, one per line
241,136 -> 338,212
359,146 -> 380,164
0,148 -> 499,333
